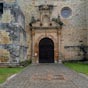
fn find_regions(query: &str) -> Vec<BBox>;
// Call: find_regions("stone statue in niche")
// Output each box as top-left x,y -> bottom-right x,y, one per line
52,15 -> 64,27
29,16 -> 40,27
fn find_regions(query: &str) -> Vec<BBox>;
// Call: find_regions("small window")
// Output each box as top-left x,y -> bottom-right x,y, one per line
61,7 -> 72,18
0,3 -> 3,16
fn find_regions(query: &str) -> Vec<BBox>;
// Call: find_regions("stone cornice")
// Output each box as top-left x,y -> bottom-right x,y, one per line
30,26 -> 60,30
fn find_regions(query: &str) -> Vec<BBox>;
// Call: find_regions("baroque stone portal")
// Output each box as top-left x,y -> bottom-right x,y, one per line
29,5 -> 63,63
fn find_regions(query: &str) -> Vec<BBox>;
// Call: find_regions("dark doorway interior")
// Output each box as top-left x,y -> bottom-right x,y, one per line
39,38 -> 54,63
0,3 -> 3,15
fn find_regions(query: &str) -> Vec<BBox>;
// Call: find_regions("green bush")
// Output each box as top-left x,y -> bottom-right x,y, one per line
20,60 -> 32,67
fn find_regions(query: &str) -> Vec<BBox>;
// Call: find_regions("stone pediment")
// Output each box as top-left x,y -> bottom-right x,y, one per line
29,5 -> 63,29
31,20 -> 60,29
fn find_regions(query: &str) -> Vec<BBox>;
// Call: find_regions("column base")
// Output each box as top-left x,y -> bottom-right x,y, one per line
58,60 -> 62,64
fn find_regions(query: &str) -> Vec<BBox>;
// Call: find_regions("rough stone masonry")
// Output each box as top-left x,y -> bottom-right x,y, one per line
0,0 -> 88,65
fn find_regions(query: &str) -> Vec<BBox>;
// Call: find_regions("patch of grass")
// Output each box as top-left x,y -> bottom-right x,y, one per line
0,67 -> 24,84
64,62 -> 88,75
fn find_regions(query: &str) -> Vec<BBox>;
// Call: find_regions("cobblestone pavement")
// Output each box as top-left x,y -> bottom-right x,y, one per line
1,64 -> 88,88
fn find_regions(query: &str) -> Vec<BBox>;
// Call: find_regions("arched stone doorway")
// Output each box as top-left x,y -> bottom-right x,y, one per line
39,38 -> 54,63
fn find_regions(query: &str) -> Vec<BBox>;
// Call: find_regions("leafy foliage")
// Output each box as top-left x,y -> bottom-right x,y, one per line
19,60 -> 32,67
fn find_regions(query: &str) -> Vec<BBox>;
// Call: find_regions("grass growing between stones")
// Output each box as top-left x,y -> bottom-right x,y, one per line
64,62 -> 88,75
0,67 -> 24,84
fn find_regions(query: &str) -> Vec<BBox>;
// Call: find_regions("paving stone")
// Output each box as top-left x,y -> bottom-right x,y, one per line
1,64 -> 88,88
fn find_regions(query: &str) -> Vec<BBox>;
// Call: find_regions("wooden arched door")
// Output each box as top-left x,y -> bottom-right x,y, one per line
39,38 -> 54,63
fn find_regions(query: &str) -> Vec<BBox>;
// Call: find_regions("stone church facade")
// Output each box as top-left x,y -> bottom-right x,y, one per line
0,0 -> 88,65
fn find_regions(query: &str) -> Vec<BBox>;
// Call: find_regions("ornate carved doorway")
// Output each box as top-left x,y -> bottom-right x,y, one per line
39,38 -> 54,63
29,5 -> 63,63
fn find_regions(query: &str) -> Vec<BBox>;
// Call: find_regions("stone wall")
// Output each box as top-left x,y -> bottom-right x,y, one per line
0,0 -> 27,65
17,0 -> 88,61
86,0 -> 88,45
0,0 -> 88,64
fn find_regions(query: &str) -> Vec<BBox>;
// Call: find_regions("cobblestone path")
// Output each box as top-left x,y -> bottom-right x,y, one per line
1,64 -> 88,88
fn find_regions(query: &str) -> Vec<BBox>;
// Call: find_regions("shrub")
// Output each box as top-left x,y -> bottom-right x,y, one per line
20,60 -> 32,67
